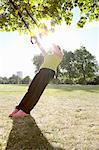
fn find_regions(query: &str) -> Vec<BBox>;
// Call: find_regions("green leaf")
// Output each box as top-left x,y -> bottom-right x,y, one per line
0,0 -> 98,33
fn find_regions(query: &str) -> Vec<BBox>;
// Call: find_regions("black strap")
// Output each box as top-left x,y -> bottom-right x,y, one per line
9,0 -> 30,30
9,0 -> 38,44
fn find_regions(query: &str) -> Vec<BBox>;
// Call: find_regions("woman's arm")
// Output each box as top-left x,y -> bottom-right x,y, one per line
32,36 -> 46,56
52,44 -> 63,59
36,40 -> 46,56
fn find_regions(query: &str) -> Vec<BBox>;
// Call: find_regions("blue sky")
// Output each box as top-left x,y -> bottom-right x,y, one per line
0,8 -> 99,78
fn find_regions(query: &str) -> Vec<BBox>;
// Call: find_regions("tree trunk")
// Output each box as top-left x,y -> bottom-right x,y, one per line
81,64 -> 86,84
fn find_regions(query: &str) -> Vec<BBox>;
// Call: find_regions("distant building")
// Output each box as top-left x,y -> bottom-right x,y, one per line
17,71 -> 23,78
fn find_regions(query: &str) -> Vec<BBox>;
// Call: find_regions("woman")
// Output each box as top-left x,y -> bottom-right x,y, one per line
9,26 -> 63,118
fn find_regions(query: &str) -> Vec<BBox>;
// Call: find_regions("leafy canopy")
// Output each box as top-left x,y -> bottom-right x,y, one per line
0,0 -> 99,33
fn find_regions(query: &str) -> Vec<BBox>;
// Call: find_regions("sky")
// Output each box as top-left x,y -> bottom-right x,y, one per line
0,8 -> 99,78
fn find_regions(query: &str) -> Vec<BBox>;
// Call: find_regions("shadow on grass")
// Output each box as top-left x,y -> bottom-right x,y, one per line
47,84 -> 99,93
5,116 -> 64,150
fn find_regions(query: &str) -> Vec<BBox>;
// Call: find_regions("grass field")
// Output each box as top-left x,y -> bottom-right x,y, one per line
0,84 -> 99,150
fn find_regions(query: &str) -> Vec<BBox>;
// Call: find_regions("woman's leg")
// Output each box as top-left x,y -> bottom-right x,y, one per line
15,68 -> 55,114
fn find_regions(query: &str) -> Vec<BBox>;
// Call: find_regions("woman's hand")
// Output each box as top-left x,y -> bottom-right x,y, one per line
31,35 -> 46,56
31,36 -> 38,44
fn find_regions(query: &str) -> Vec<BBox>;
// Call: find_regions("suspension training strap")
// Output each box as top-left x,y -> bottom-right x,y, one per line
9,0 -> 36,44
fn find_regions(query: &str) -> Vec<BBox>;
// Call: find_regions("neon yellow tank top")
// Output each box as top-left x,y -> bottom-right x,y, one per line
40,53 -> 62,72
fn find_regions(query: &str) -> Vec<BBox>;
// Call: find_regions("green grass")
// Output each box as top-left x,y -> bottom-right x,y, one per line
0,84 -> 99,150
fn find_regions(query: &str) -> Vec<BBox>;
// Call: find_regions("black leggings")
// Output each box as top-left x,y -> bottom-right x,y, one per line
16,68 -> 55,114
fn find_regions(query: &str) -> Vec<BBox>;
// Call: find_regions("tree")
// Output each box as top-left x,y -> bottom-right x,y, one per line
0,77 -> 8,84
8,74 -> 21,84
74,46 -> 98,84
59,47 -> 98,84
22,76 -> 31,84
60,50 -> 76,80
0,0 -> 99,33
93,75 -> 99,85
32,54 -> 44,73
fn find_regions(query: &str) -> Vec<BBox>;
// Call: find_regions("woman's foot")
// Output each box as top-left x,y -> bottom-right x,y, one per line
12,110 -> 29,118
9,109 -> 19,117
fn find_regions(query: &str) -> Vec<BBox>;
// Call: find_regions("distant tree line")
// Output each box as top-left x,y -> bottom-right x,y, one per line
33,46 -> 99,85
0,46 -> 99,85
0,75 -> 31,84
